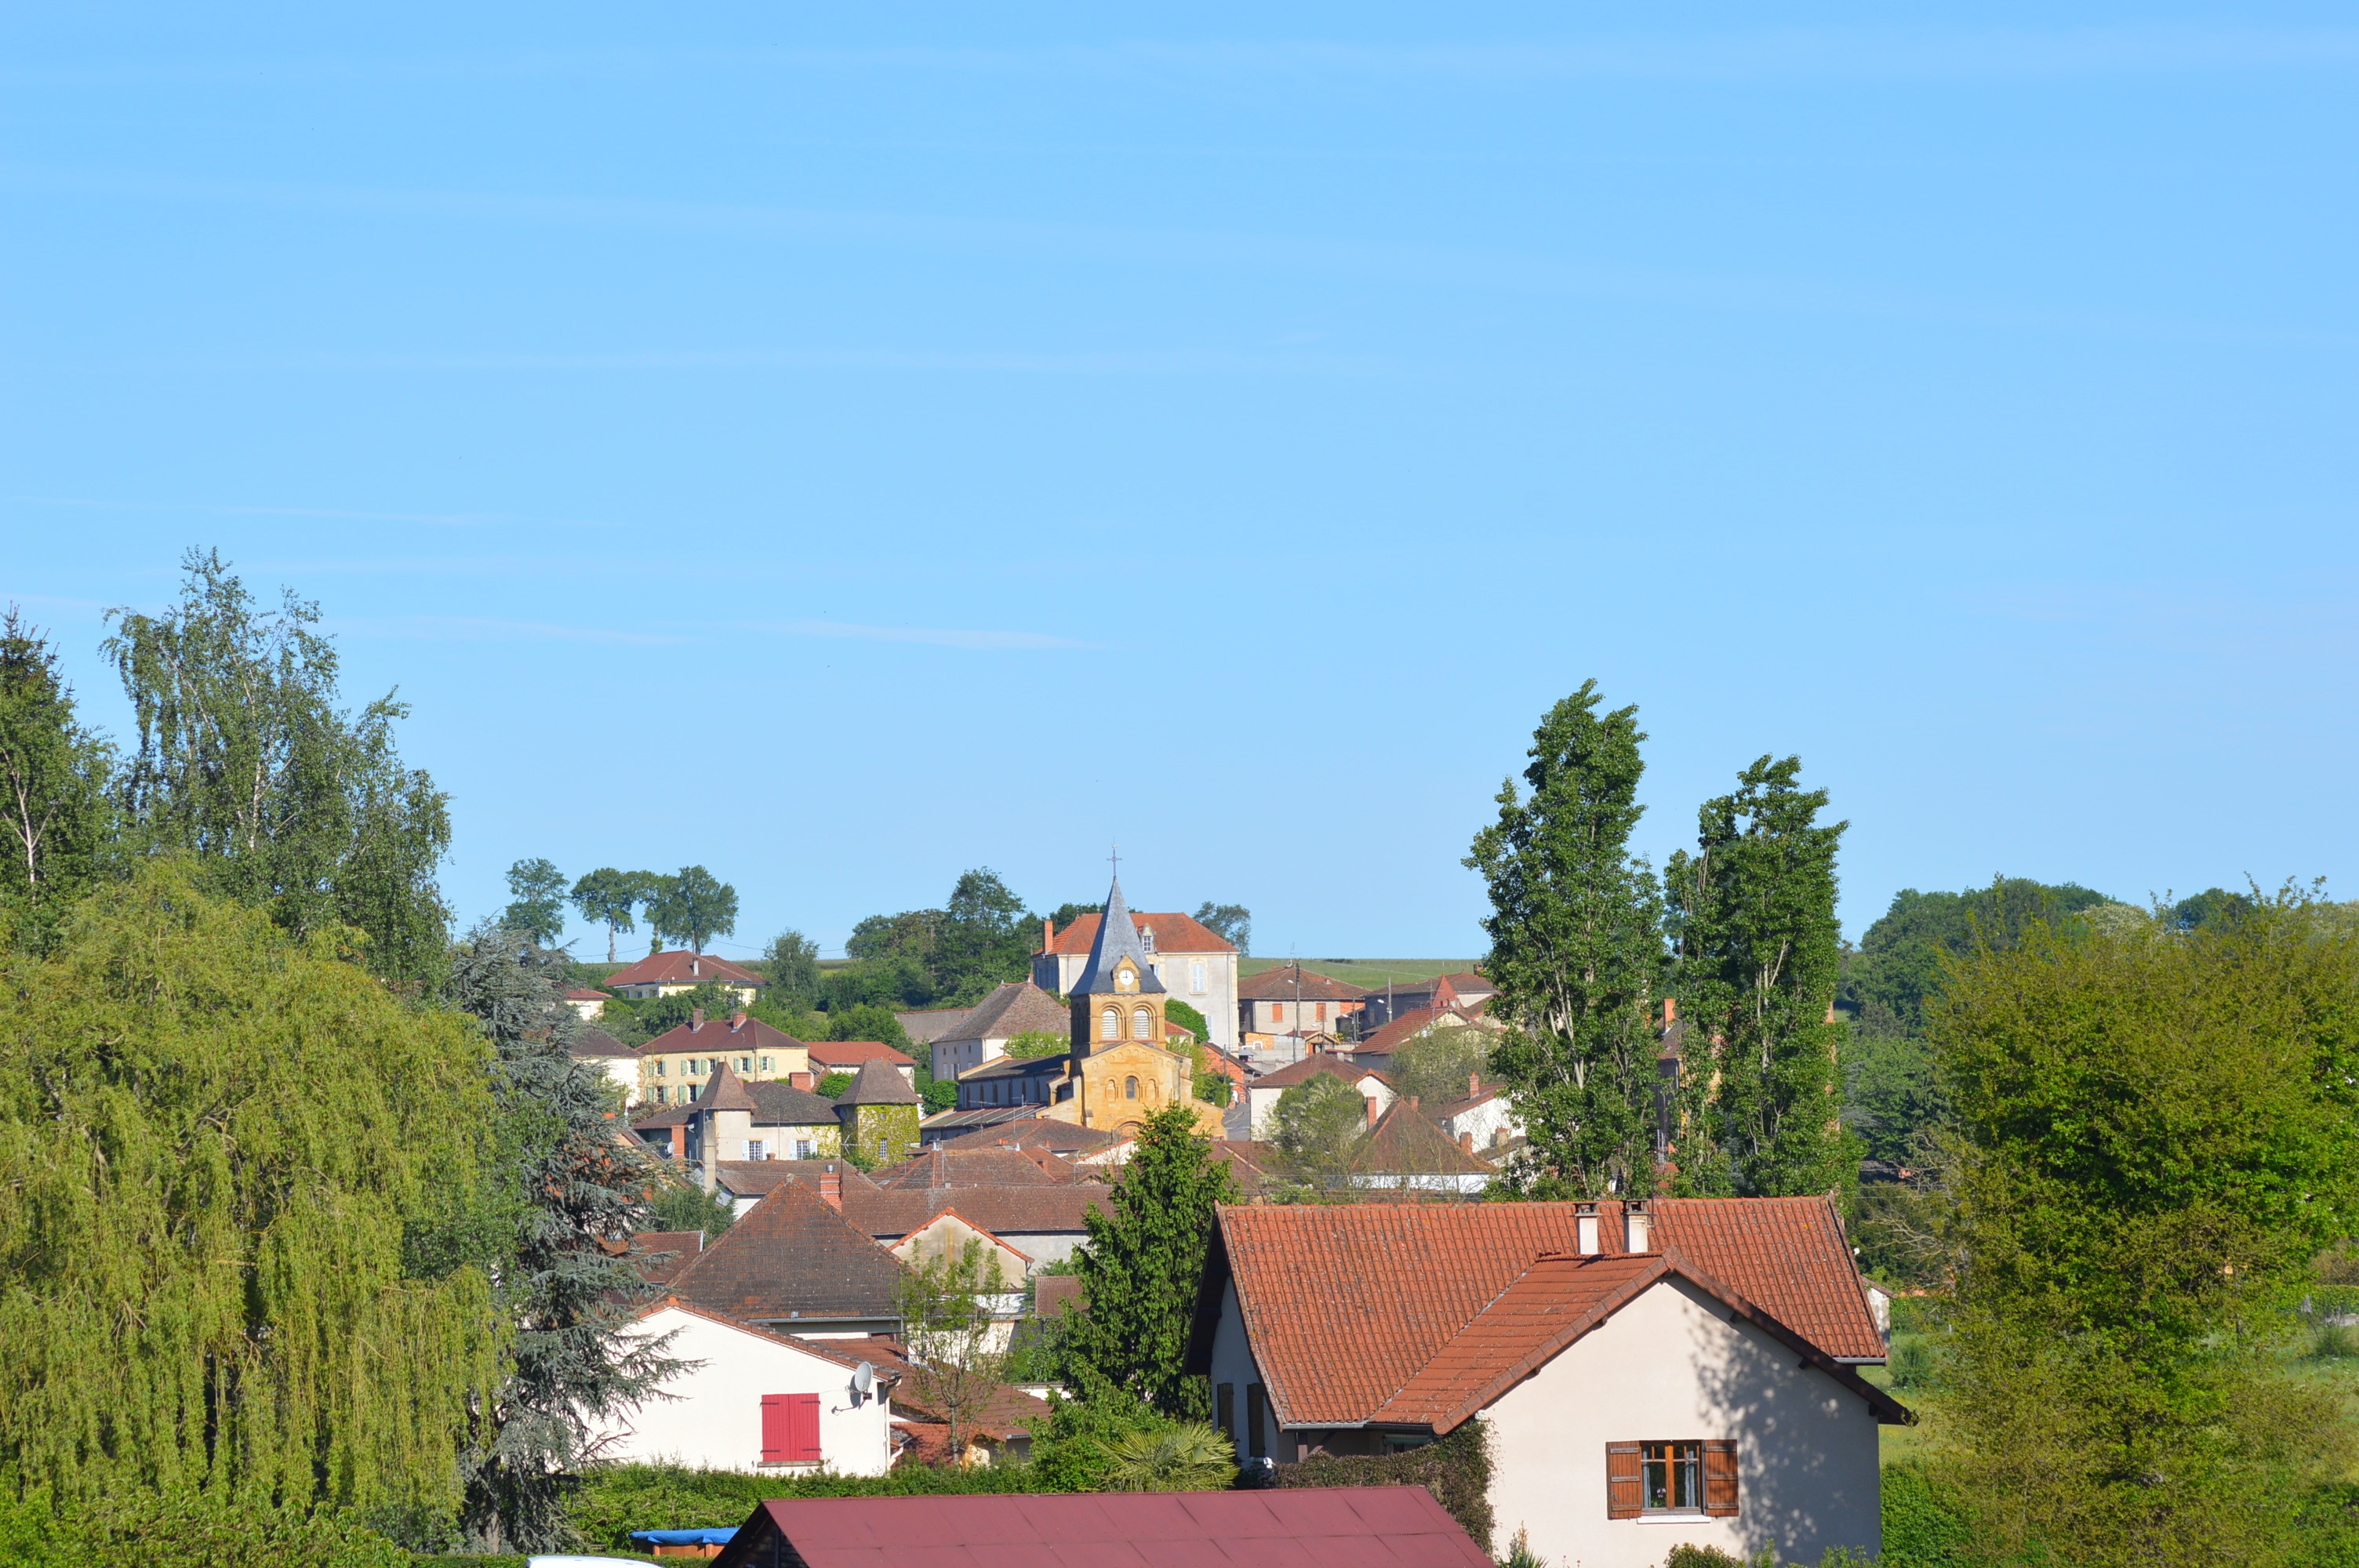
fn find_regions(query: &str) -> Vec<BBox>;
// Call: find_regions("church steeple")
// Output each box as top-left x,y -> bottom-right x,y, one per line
1069,876 -> 1169,1061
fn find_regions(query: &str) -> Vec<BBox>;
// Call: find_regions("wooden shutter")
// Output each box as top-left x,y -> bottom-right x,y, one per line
1703,1439 -> 1739,1516
1216,1383 -> 1235,1439
760,1395 -> 791,1464
1246,1384 -> 1269,1460
787,1392 -> 823,1463
1605,1443 -> 1642,1519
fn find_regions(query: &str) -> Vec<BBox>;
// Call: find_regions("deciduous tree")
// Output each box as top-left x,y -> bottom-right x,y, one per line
646,865 -> 736,954
501,857 -> 566,945
568,868 -> 646,964
1270,1073 -> 1369,1183
1466,681 -> 1664,1197
1191,902 -> 1251,955
1664,755 -> 1850,1199
761,927 -> 823,1005
0,609 -> 114,951
104,550 -> 451,986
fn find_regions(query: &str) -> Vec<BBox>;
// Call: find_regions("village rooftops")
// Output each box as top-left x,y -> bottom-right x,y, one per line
837,1057 -> 921,1106
670,1179 -> 906,1329
872,1147 -> 1079,1190
1250,1054 -> 1392,1092
1041,907 -> 1238,958
603,950 -> 765,991
1238,964 -> 1371,1002
567,1026 -> 637,1058
1189,1196 -> 1895,1434
807,1039 -> 917,1074
934,981 -> 1067,1045
745,1079 -> 841,1127
1349,1099 -> 1496,1181
641,1012 -> 806,1058
692,1061 -> 760,1114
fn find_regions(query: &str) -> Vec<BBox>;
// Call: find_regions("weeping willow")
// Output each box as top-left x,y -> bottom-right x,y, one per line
0,863 -> 504,1519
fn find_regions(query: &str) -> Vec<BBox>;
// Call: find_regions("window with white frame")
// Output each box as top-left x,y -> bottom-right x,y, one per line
745,1140 -> 767,1160
1190,960 -> 1207,994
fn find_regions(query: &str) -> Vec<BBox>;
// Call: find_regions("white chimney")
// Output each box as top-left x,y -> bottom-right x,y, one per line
1624,1200 -> 1652,1254
1576,1200 -> 1601,1256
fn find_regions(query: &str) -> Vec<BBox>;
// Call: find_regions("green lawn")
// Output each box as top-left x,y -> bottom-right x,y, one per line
1238,958 -> 1482,989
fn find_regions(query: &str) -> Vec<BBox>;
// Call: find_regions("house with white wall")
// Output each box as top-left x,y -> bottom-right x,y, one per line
1187,1196 -> 1905,1568
1034,907 -> 1239,1049
598,1300 -> 897,1476
1238,1054 -> 1395,1140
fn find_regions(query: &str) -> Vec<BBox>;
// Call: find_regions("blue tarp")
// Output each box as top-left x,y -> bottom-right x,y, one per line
629,1527 -> 739,1545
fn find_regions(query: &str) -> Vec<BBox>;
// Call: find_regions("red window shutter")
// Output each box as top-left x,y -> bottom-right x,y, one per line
760,1395 -> 790,1464
788,1392 -> 823,1463
1703,1439 -> 1739,1516
1605,1442 -> 1642,1519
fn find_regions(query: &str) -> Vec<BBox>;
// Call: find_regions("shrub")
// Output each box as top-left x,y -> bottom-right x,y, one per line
0,1494 -> 409,1568
1096,1424 -> 1236,1492
1273,1418 -> 1492,1549
1888,1334 -> 1939,1391
1879,1462 -> 1975,1568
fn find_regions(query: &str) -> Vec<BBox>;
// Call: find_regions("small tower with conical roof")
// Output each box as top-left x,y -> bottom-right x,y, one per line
834,1057 -> 922,1167
1068,876 -> 1169,1064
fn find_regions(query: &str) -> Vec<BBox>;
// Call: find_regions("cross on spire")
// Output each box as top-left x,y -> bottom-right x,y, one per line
1108,842 -> 1121,880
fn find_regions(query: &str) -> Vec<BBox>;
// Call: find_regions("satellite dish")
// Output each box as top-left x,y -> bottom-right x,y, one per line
852,1362 -> 875,1399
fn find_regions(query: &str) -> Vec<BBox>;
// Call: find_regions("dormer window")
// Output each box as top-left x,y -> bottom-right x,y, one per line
1140,927 -> 1156,953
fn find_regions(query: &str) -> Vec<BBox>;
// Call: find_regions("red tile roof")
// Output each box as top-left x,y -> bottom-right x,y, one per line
1198,1197 -> 1888,1431
1238,965 -> 1372,1002
631,1229 -> 706,1288
807,1039 -> 916,1070
565,986 -> 612,1001
1249,1054 -> 1390,1092
671,1179 -> 907,1324
872,1148 -> 1078,1190
1354,1006 -> 1489,1055
843,1184 -> 1112,1242
604,950 -> 765,989
1350,1102 -> 1494,1178
642,1014 -> 807,1058
711,1487 -> 1493,1568
1043,912 -> 1237,956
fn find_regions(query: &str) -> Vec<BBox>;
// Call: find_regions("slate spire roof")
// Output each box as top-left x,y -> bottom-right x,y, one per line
696,1061 -> 759,1113
1071,877 -> 1165,996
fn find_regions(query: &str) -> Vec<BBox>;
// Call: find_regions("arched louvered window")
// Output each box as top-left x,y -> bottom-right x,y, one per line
1133,1005 -> 1153,1040
1101,1006 -> 1120,1040
1125,1076 -> 1140,1100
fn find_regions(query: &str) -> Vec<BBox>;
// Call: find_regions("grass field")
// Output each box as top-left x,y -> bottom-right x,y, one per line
1237,957 -> 1481,988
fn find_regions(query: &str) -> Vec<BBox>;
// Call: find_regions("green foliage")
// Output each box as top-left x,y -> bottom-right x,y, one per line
500,858 -> 566,945
1841,877 -> 2115,1038
1659,1548 -> 1770,1568
631,982 -> 748,1038
1096,1424 -> 1237,1491
645,866 -> 737,955
1165,998 -> 1210,1040
1664,753 -> 1852,1200
645,1179 -> 735,1240
1192,902 -> 1251,955
1467,681 -> 1663,1197
831,869 -> 1044,1013
825,1003 -> 917,1052
1877,1462 -> 1975,1568
565,1461 -> 1042,1550
1844,1028 -> 1946,1167
0,608 -> 115,954
1005,1029 -> 1069,1059
2170,885 -> 2254,933
104,550 -> 453,987
442,927 -> 675,1552
0,1492 -> 410,1568
1274,1416 -> 1492,1549
1271,1073 -> 1369,1181
1928,890 -> 2359,1568
569,867 -> 651,964
762,928 -> 823,1006
1387,1024 -> 1491,1108
0,865 -> 503,1520
818,1070 -> 854,1098
1067,1105 -> 1236,1415
1026,1385 -> 1180,1492
898,1238 -> 1013,1461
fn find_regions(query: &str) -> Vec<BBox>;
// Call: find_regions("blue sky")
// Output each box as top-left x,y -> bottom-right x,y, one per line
4,5 -> 2355,961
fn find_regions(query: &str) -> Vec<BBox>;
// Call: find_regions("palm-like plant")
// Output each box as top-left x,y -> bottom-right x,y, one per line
1097,1422 -> 1238,1492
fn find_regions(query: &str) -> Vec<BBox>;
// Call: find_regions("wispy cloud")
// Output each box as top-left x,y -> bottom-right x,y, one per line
746,619 -> 1094,652
4,28 -> 2357,88
327,615 -> 687,646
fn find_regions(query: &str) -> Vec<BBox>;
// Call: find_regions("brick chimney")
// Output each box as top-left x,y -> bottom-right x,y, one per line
1663,996 -> 1677,1026
1041,916 -> 1054,953
730,1011 -> 747,1032
1459,1130 -> 1474,1153
1468,1071 -> 1480,1098
1365,1095 -> 1379,1128
691,1007 -> 705,1029
818,1164 -> 842,1210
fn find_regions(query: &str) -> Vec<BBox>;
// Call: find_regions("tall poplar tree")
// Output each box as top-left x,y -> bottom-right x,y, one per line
0,608 -> 114,951
1664,754 -> 1852,1198
1467,681 -> 1666,1197
443,924 -> 674,1553
0,864 -> 503,1519
104,550 -> 452,986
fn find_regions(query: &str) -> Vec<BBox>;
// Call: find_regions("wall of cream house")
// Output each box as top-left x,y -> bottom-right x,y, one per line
1036,945 -> 1238,1050
1209,1279 -> 1297,1464
1484,1276 -> 1881,1568
596,1307 -> 894,1477
1438,1095 -> 1521,1154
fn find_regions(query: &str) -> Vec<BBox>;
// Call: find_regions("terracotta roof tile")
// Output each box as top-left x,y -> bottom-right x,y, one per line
1044,911 -> 1237,956
1349,1102 -> 1493,1177
1238,965 -> 1372,1003
872,1148 -> 1077,1189
807,1039 -> 916,1071
1250,1054 -> 1390,1092
937,982 -> 1069,1044
671,1179 -> 906,1323
1205,1196 -> 1885,1429
631,1229 -> 706,1288
604,951 -> 765,989
642,1014 -> 808,1058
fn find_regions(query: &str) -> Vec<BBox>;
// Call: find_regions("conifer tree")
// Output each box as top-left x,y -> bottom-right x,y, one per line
1664,755 -> 1852,1198
0,608 -> 114,951
1067,1105 -> 1234,1417
1467,681 -> 1666,1197
0,865 -> 503,1519
443,924 -> 675,1552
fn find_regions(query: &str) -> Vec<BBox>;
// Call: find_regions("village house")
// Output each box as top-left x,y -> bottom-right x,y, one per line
807,1038 -> 918,1088
1345,1098 -> 1495,1193
562,985 -> 610,1021
1034,903 -> 1241,1049
595,1298 -> 898,1477
670,1172 -> 907,1338
1237,963 -> 1369,1052
603,949 -> 768,1006
1235,1053 -> 1397,1140
1189,1197 -> 1903,1568
1432,1073 -> 1522,1158
925,980 -> 1070,1080
1358,971 -> 1493,1029
1343,1003 -> 1503,1073
568,1026 -> 642,1105
639,1011 -> 809,1105
836,1057 -> 924,1166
